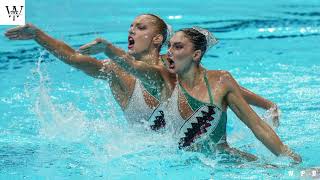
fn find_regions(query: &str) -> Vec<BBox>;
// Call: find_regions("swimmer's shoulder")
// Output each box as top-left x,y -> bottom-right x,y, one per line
207,70 -> 232,80
206,70 -> 235,90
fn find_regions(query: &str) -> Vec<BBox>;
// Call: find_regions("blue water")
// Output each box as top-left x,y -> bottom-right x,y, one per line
1,0 -> 320,179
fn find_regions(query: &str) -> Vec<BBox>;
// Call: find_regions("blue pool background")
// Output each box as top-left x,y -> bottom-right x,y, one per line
0,0 -> 320,179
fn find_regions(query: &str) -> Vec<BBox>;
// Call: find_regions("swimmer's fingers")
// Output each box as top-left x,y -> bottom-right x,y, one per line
5,25 -> 26,34
78,49 -> 91,55
6,31 -> 35,39
292,153 -> 302,164
282,145 -> 302,164
79,42 -> 96,52
5,29 -> 24,38
79,41 -> 104,55
5,25 -> 36,40
78,47 -> 97,55
78,46 -> 93,55
5,32 -> 18,38
6,33 -> 33,40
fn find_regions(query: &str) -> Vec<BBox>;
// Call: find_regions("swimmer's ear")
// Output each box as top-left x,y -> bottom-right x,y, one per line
153,34 -> 164,45
193,49 -> 202,63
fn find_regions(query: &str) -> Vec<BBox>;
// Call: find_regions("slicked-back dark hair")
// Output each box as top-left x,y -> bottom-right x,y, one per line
178,28 -> 207,59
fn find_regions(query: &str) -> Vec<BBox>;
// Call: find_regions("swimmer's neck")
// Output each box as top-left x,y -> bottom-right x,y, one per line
132,48 -> 160,65
178,64 -> 206,89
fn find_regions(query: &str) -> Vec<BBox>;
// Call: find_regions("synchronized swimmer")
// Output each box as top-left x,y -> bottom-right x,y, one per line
4,14 -> 300,163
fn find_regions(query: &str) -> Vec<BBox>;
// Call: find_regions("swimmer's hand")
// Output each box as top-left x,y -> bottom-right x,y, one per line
268,105 -> 280,127
78,38 -> 107,55
4,23 -> 38,40
282,145 -> 302,164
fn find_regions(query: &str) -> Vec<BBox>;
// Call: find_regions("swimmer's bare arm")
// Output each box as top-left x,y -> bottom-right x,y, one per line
223,72 -> 301,163
240,87 -> 276,110
4,24 -> 112,79
240,87 -> 279,126
79,38 -> 169,93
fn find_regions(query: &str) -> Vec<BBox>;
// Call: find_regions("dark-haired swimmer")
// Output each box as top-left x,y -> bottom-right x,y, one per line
79,30 -> 280,128
81,27 -> 301,163
4,13 -> 279,127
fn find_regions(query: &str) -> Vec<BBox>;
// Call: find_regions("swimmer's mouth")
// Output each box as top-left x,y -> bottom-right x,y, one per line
167,57 -> 175,69
128,36 -> 135,49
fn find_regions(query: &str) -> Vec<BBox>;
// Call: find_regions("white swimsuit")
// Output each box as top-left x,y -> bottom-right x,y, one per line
148,85 -> 184,132
123,79 -> 159,125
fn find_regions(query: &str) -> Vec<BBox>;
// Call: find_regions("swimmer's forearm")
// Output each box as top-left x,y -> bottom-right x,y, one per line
33,29 -> 111,78
103,40 -> 164,88
251,117 -> 284,155
240,86 -> 276,110
252,117 -> 301,163
33,28 -> 77,63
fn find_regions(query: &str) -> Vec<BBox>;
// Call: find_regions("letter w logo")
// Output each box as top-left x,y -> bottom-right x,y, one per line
5,6 -> 24,21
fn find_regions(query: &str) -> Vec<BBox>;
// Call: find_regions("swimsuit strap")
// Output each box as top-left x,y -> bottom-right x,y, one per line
178,70 -> 215,111
203,70 -> 214,105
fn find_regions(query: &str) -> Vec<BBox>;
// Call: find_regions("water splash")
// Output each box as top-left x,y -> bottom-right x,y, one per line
31,51 -> 88,141
25,50 -> 179,164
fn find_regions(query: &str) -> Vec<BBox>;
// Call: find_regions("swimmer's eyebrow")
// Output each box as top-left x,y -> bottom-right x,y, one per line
172,42 -> 183,46
131,23 -> 143,27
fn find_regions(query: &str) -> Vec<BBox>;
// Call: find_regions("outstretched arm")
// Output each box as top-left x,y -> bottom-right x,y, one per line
79,38 -> 169,96
5,24 -> 110,79
223,72 -> 301,163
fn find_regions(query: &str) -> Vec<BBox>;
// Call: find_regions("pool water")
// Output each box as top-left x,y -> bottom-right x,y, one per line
0,0 -> 320,179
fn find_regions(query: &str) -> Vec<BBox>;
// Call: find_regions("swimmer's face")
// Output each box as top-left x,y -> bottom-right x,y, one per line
128,15 -> 160,56
166,31 -> 202,74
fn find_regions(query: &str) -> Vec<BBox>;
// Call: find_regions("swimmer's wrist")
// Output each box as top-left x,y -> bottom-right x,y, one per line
94,38 -> 112,53
32,26 -> 46,40
24,23 -> 40,39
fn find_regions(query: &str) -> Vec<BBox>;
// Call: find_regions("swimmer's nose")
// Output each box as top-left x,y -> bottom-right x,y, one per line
128,26 -> 135,35
167,48 -> 173,57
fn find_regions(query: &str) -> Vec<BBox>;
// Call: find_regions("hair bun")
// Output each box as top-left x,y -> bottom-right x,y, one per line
192,26 -> 218,52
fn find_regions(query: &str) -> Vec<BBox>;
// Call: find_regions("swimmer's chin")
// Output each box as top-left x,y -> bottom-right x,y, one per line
127,49 -> 135,55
